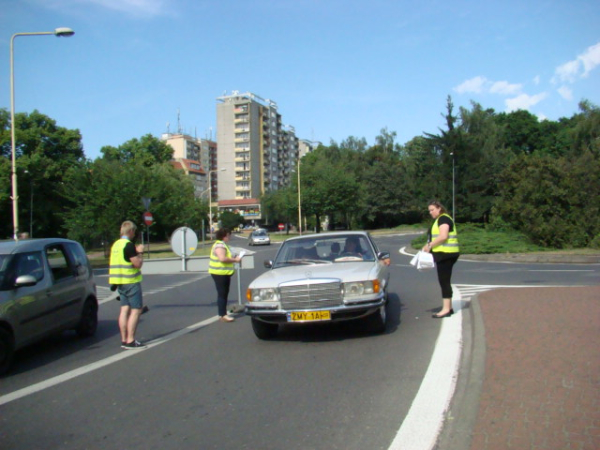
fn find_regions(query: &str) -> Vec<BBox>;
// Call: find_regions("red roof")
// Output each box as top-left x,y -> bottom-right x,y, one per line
179,159 -> 206,175
218,198 -> 260,206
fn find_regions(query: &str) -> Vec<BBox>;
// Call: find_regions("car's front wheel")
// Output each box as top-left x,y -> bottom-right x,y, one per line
0,328 -> 15,375
76,298 -> 98,337
365,303 -> 387,334
251,317 -> 278,340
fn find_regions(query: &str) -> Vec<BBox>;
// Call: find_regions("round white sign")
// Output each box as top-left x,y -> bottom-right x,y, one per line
171,227 -> 198,257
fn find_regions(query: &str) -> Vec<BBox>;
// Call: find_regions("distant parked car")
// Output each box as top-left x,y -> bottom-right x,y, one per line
245,231 -> 390,339
248,229 -> 270,246
0,238 -> 98,374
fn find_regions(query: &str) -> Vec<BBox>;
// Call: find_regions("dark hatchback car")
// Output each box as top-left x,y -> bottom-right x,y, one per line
0,238 -> 98,374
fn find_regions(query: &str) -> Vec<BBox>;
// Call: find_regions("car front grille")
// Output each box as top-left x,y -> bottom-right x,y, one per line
279,281 -> 343,310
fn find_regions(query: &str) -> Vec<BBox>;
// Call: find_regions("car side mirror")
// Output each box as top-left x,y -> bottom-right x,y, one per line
377,251 -> 390,260
14,274 -> 37,288
264,260 -> 273,269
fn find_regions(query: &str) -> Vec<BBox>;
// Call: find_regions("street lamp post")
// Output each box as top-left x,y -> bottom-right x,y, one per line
297,158 -> 302,235
208,168 -> 226,238
10,27 -> 75,240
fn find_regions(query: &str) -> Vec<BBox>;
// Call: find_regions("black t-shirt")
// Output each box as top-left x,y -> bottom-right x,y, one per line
123,241 -> 138,262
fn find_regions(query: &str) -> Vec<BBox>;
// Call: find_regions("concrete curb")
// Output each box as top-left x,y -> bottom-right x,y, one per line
435,294 -> 486,449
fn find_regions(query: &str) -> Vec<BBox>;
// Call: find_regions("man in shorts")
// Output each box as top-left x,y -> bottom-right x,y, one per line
109,221 -> 146,349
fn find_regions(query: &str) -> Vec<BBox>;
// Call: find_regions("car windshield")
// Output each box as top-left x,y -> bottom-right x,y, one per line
273,235 -> 375,268
254,230 -> 267,236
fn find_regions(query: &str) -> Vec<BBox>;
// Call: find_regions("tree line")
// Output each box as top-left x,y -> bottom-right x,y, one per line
0,109 -> 207,248
262,97 -> 600,248
1,97 -> 599,249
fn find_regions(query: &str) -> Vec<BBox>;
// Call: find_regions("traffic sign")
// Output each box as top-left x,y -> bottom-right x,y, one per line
278,223 -> 285,230
171,227 -> 198,257
143,211 -> 154,226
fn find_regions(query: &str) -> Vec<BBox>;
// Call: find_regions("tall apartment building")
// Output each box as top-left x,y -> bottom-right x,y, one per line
161,133 -> 219,201
216,91 -> 299,223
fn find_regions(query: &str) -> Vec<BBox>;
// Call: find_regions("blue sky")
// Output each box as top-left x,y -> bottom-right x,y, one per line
2,0 -> 599,160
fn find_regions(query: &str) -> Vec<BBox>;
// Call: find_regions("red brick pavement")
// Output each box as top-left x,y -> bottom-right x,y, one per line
469,286 -> 600,450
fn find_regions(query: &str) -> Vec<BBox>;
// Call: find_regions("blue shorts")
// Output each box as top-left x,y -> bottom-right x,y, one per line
118,283 -> 143,309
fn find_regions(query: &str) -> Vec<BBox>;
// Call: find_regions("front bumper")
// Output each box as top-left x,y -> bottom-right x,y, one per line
245,297 -> 385,324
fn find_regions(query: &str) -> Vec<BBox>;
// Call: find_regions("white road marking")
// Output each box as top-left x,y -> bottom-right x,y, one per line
388,281 -> 568,450
528,269 -> 594,272
98,274 -> 208,305
388,286 -> 463,450
0,315 -> 220,406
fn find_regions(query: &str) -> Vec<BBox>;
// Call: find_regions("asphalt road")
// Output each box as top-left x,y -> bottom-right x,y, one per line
1,233 -> 597,450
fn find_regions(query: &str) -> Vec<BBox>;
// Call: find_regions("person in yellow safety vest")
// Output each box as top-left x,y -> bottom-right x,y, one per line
209,228 -> 242,322
422,200 -> 460,319
109,220 -> 146,349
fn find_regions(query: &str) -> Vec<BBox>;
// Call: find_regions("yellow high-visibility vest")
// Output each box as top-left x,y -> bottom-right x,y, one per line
431,214 -> 460,253
208,240 -> 235,275
108,238 -> 143,284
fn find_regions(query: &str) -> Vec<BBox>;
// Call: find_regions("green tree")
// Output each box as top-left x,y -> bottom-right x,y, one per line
402,136 -> 444,216
493,151 -> 600,247
495,109 -> 542,155
219,211 -> 245,230
100,134 -> 174,166
424,96 -> 464,218
458,102 -> 511,221
0,109 -> 85,238
261,185 -> 298,232
60,158 -> 201,246
299,149 -> 361,231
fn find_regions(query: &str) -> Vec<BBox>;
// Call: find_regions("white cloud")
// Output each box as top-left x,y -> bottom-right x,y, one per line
505,93 -> 548,112
557,85 -> 573,101
489,80 -> 522,95
552,41 -> 600,83
87,0 -> 168,16
533,75 -> 540,85
454,76 -> 522,96
553,59 -> 581,84
580,42 -> 600,77
454,76 -> 488,94
38,0 -> 171,17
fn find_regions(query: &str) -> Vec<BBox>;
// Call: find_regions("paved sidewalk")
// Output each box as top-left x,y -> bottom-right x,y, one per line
443,286 -> 600,450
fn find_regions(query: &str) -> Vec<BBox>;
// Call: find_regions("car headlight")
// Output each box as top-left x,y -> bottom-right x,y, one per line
247,288 -> 280,302
343,280 -> 380,297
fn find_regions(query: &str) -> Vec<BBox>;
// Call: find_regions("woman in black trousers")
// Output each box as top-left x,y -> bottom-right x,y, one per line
422,200 -> 460,318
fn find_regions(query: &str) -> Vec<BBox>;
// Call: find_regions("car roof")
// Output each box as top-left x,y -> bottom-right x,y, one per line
0,238 -> 79,255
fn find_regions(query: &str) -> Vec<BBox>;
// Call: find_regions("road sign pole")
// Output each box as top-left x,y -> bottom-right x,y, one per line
181,228 -> 187,271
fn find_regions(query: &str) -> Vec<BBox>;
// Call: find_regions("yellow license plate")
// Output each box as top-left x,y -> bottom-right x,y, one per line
288,311 -> 331,322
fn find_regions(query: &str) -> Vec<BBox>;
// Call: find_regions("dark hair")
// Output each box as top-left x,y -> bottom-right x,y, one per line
215,228 -> 231,240
428,200 -> 448,215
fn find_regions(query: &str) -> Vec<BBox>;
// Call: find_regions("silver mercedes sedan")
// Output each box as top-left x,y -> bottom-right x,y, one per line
245,231 -> 390,339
